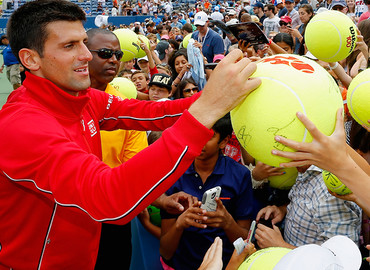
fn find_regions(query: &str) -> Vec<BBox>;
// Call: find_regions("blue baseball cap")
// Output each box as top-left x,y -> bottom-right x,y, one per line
253,2 -> 264,8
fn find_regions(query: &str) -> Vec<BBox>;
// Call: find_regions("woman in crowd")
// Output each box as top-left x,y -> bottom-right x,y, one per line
288,4 -> 314,55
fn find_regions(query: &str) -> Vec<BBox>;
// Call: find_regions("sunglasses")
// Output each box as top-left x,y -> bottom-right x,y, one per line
332,5 -> 344,10
183,87 -> 199,93
279,21 -> 288,26
89,48 -> 123,61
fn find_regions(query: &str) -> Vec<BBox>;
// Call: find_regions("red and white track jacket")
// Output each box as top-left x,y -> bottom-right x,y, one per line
0,72 -> 213,269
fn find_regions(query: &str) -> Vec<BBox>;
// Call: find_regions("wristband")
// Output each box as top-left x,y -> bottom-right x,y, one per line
329,62 -> 339,70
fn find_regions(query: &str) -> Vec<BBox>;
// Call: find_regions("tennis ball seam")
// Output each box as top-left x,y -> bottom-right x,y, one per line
248,251 -> 271,269
308,19 -> 342,60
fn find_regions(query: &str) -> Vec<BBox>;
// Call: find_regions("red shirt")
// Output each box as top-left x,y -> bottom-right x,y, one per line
0,72 -> 212,269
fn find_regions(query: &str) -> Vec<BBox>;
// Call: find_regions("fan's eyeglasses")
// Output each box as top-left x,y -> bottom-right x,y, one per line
183,87 -> 199,93
89,48 -> 123,61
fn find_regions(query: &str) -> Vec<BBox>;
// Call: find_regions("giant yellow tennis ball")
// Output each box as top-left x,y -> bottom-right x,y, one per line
238,247 -> 291,270
182,33 -> 192,48
305,10 -> 357,62
231,54 -> 343,167
268,167 -> 298,190
136,35 -> 150,58
113,29 -> 140,62
109,77 -> 138,99
347,68 -> 370,128
322,170 -> 352,195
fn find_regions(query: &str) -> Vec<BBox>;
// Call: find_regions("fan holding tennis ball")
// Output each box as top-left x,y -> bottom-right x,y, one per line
305,10 -> 357,62
230,54 -> 343,168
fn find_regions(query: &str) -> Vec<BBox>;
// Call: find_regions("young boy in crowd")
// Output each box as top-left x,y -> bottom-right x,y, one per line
159,114 -> 259,270
131,70 -> 149,94
148,73 -> 172,101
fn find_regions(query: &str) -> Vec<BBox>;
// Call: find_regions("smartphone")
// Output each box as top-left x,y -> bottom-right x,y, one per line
227,22 -> 269,45
246,220 -> 256,244
201,186 -> 221,212
258,218 -> 273,229
204,63 -> 218,70
233,237 -> 245,255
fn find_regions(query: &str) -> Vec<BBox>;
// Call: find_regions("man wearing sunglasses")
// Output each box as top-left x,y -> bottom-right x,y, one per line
0,0 -> 260,268
86,28 -> 149,270
329,0 -> 348,13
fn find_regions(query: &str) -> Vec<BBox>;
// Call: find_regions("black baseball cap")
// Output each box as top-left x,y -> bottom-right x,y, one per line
149,73 -> 173,91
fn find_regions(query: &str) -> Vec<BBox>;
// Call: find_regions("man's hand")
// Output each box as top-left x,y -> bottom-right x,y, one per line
254,224 -> 289,249
176,201 -> 207,230
153,192 -> 198,215
198,237 -> 223,270
256,205 -> 286,225
202,198 -> 233,230
188,49 -> 261,129
252,161 -> 285,181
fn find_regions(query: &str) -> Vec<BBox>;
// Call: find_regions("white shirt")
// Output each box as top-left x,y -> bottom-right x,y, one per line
111,7 -> 118,16
263,16 -> 280,37
211,11 -> 224,21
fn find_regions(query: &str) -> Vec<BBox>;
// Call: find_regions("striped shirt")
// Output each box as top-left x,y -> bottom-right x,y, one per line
284,166 -> 362,246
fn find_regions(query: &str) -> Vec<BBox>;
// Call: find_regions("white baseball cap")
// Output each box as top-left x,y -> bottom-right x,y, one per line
211,11 -> 224,21
194,11 -> 208,26
273,236 -> 362,270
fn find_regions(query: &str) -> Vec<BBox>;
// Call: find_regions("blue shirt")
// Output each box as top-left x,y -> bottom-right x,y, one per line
171,21 -> 183,29
278,7 -> 287,17
2,45 -> 19,66
192,28 -> 225,63
153,17 -> 162,26
161,154 -> 258,270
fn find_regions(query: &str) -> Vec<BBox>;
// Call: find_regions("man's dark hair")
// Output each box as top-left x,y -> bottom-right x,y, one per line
181,23 -> 193,34
213,113 -> 233,143
266,3 -> 275,11
7,0 -> 86,63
